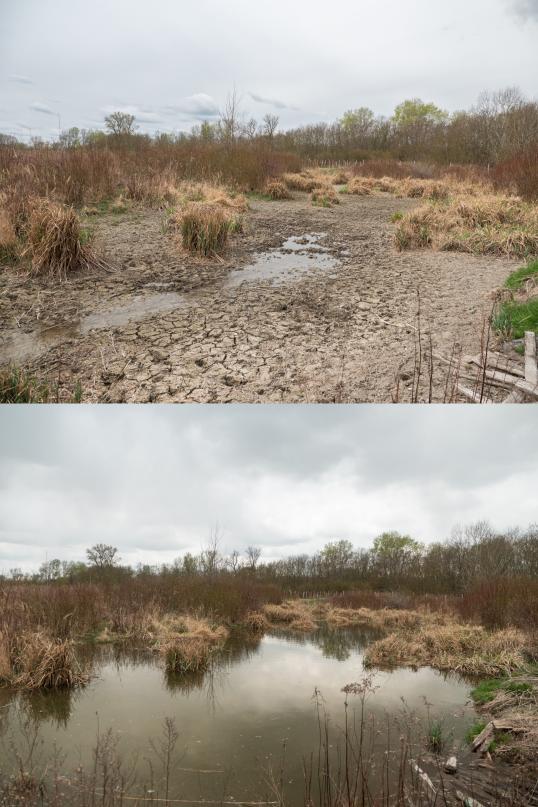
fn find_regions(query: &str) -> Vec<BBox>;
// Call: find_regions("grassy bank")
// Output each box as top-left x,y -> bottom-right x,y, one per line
493,259 -> 538,338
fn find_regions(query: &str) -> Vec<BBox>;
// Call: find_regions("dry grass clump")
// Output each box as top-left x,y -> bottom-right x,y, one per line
332,170 -> 350,185
0,209 -> 20,264
264,179 -> 292,200
20,199 -> 112,278
288,615 -> 317,632
397,179 -> 451,200
264,603 -> 301,623
282,172 -> 324,192
311,185 -> 340,207
162,636 -> 214,673
327,607 -> 427,630
365,622 -> 527,676
242,611 -> 269,632
346,177 -> 375,196
158,615 -> 228,673
264,600 -> 319,631
174,203 -> 232,257
0,631 -> 88,690
395,194 -> 538,258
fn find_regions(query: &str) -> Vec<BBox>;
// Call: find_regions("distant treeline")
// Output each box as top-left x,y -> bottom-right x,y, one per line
2,86 -> 537,167
5,522 -> 538,597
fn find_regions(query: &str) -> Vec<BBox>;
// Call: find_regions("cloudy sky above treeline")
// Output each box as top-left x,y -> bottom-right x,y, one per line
0,407 -> 536,572
1,0 -> 538,140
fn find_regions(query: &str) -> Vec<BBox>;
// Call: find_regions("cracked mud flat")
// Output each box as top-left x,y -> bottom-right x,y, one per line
0,195 -> 518,402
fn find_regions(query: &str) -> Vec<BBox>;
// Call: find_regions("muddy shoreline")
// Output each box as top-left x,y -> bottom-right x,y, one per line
0,194 -> 517,402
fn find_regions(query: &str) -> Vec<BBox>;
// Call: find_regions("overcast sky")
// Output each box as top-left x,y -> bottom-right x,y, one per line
1,0 -> 537,141
0,406 -> 536,572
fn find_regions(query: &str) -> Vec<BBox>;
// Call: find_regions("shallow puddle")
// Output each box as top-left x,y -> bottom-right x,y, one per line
226,232 -> 340,287
1,292 -> 185,364
0,627 -> 474,805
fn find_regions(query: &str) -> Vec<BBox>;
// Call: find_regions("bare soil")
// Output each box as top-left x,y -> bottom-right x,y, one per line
0,194 -> 518,403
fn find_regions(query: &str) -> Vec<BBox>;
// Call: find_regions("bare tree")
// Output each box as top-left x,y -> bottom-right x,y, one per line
220,89 -> 242,145
200,527 -> 222,575
228,549 -> 241,573
242,117 -> 259,140
246,545 -> 262,571
104,111 -> 137,136
262,113 -> 279,140
86,543 -> 119,568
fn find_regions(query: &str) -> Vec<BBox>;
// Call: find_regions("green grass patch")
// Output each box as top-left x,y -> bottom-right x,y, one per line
246,192 -> 274,202
391,211 -> 404,223
470,677 -> 533,706
470,678 -> 505,705
493,297 -> 538,338
505,260 -> 538,290
427,721 -> 445,753
0,366 -> 51,403
466,720 -> 487,744
0,367 -> 83,404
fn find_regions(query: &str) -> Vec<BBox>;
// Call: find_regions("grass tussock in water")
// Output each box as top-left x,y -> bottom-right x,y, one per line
241,611 -> 269,632
158,616 -> 229,673
364,621 -> 528,676
0,631 -> 88,690
264,600 -> 319,631
394,194 -> 538,258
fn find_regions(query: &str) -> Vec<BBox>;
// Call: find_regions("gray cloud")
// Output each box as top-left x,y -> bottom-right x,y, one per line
29,102 -> 56,116
510,0 -> 538,18
8,74 -> 33,85
249,93 -> 299,111
161,94 -> 221,120
101,105 -> 165,124
0,407 -> 536,572
1,0 -> 536,140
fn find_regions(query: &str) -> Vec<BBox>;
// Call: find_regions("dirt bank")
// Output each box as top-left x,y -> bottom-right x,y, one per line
0,194 -> 517,402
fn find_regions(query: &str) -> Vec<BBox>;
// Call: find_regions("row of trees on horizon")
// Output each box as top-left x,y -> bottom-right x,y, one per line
4,522 -> 538,595
2,86 -> 537,166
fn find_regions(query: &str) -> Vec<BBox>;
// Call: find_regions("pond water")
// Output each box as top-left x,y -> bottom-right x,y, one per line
226,233 -> 340,287
0,627 -> 475,805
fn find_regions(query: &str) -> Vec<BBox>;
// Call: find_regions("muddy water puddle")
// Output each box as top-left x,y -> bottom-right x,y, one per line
226,232 -> 341,287
1,234 -> 342,365
0,627 -> 475,805
1,291 -> 186,364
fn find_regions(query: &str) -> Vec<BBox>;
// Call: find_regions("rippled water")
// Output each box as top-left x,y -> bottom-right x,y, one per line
0,627 -> 474,804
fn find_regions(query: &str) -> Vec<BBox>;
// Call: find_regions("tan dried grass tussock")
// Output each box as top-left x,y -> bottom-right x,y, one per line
395,194 -> 538,258
22,199 -> 112,278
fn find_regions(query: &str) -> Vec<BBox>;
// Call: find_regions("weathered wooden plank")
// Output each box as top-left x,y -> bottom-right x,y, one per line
514,378 -> 538,400
525,331 -> 538,386
464,353 -> 525,378
471,721 -> 494,753
503,388 -> 527,404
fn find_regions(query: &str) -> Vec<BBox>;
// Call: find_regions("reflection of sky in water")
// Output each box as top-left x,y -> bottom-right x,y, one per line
1,630 -> 474,803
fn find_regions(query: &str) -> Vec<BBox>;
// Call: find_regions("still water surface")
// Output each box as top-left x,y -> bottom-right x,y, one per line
0,627 -> 474,804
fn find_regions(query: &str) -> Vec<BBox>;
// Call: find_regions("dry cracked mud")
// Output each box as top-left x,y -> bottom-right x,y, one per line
0,194 -> 518,403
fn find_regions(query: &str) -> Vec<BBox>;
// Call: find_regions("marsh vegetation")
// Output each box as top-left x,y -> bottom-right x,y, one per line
1,89 -> 537,403
0,525 -> 537,805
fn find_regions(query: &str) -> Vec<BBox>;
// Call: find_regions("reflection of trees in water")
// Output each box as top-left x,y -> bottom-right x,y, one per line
163,633 -> 263,712
268,624 -> 378,662
21,687 -> 76,728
